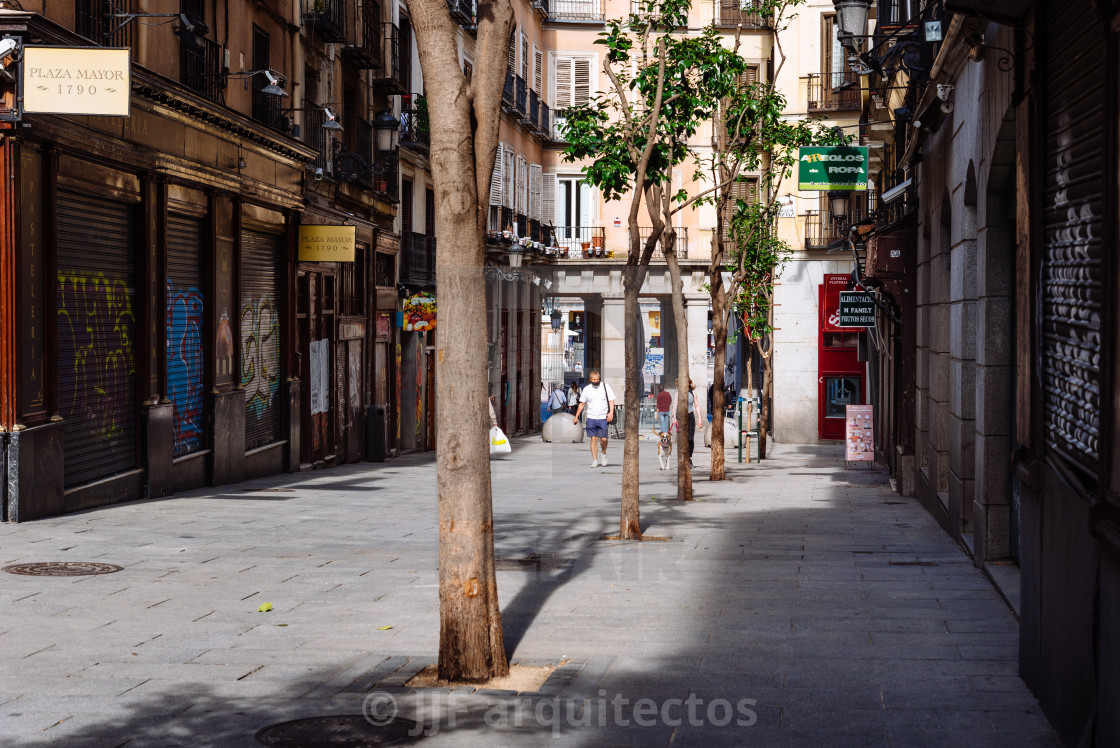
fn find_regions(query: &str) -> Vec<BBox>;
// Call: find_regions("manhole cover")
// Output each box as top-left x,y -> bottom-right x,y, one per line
3,562 -> 123,577
256,716 -> 421,747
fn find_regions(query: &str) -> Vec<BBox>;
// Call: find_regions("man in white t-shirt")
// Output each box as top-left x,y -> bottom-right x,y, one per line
573,369 -> 615,468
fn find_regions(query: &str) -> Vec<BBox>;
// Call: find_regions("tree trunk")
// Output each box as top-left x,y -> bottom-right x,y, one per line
620,262 -> 643,539
664,234 -> 693,501
710,309 -> 727,480
410,0 -> 512,682
755,339 -> 771,461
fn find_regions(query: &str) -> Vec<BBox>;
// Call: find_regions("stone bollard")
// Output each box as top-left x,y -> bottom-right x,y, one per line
542,413 -> 586,443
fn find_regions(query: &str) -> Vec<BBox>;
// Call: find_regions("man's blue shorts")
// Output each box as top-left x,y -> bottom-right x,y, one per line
586,418 -> 608,438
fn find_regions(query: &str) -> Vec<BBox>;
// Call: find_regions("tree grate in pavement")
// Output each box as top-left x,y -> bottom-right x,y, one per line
342,655 -> 602,700
241,488 -> 296,493
495,554 -> 573,572
3,561 -> 123,576
255,716 -> 421,747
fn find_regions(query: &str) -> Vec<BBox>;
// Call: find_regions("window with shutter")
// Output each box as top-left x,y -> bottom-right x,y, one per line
521,33 -> 529,81
552,55 -> 594,108
516,156 -> 528,216
542,173 -> 558,229
489,142 -> 504,206
723,177 -> 758,241
504,147 -> 515,211
529,164 -> 542,221
534,48 -> 543,93
508,29 -> 517,74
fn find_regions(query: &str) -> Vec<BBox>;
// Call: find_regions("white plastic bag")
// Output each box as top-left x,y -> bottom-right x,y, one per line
489,426 -> 512,455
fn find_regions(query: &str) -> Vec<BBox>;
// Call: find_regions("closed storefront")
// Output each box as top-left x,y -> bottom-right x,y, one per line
166,214 -> 206,456
240,229 -> 283,451
56,191 -> 139,488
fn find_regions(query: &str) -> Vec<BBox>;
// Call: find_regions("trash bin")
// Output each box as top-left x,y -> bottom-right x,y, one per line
365,405 -> 386,462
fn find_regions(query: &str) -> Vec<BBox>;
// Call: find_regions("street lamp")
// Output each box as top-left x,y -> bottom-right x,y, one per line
831,0 -> 873,51
829,191 -> 851,224
373,107 -> 401,153
550,309 -> 563,330
508,242 -> 524,270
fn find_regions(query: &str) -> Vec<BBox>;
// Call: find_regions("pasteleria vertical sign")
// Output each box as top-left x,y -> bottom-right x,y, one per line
298,225 -> 356,262
22,47 -> 131,116
845,404 -> 875,463
797,146 -> 869,191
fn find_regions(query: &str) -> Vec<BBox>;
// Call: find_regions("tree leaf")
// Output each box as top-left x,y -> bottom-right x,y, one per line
258,602 -> 273,613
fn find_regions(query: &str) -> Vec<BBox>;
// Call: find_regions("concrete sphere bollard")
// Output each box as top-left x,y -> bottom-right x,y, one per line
703,419 -> 742,448
542,413 -> 585,443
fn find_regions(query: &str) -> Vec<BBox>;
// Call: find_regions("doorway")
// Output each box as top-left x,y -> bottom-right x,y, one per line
297,266 -> 339,466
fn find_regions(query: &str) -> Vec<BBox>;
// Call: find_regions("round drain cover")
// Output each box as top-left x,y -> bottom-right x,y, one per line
3,562 -> 123,577
256,716 -> 421,747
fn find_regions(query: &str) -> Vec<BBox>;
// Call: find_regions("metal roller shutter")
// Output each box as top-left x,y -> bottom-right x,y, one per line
241,229 -> 283,450
56,190 -> 138,488
1041,1 -> 1105,474
166,214 -> 206,456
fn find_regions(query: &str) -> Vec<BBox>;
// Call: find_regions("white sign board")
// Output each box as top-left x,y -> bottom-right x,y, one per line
643,347 -> 665,377
777,195 -> 795,218
22,47 -> 131,116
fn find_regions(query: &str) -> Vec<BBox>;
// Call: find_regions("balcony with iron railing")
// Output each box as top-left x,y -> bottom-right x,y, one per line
252,82 -> 287,131
713,0 -> 769,27
538,100 -> 551,136
301,0 -> 346,43
547,0 -> 603,22
400,94 -> 429,151
77,0 -> 133,47
180,35 -> 225,103
344,115 -> 375,188
447,0 -> 477,31
371,23 -> 405,92
502,70 -> 516,110
401,233 -> 436,286
637,227 -> 689,260
553,226 -> 606,259
804,204 -> 868,250
807,71 -> 861,112
526,89 -> 540,129
302,100 -> 332,175
551,108 -> 569,141
515,76 -> 530,118
341,0 -> 381,69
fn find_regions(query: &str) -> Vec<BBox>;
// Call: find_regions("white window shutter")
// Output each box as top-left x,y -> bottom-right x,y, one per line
504,147 -> 515,211
534,47 -> 543,93
554,56 -> 572,108
508,29 -> 517,73
516,156 -> 528,216
521,33 -> 529,80
542,173 -> 557,228
574,58 -> 591,106
489,142 -> 504,207
529,164 -> 542,221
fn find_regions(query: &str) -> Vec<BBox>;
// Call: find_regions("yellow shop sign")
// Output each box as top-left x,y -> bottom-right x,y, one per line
23,47 -> 131,116
299,225 -> 356,262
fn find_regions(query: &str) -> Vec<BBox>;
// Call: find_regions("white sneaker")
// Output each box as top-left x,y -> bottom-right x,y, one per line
600,455 -> 608,467
590,459 -> 599,468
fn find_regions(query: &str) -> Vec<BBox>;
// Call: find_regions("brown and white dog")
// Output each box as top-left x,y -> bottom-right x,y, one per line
653,429 -> 673,470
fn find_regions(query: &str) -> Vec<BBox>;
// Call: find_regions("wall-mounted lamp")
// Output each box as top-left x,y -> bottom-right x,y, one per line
217,69 -> 288,96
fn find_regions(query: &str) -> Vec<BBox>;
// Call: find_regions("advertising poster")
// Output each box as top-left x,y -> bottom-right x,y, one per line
845,404 -> 874,462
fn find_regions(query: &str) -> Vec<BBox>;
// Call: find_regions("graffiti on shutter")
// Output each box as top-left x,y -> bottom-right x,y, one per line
166,214 -> 205,456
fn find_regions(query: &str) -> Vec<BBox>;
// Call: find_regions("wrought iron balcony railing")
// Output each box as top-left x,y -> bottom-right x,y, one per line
527,89 -> 540,128
551,108 -> 569,141
547,0 -> 603,21
371,23 -> 405,92
804,206 -> 869,250
400,232 -> 436,286
637,226 -> 689,260
400,94 -> 429,150
713,0 -> 769,27
514,75 -> 529,117
502,70 -> 516,109
252,83 -> 287,131
538,100 -> 551,136
301,0 -> 346,43
341,0 -> 381,69
807,72 -> 861,112
76,0 -> 133,47
553,226 -> 606,258
302,99 -> 331,175
344,115 -> 374,188
447,0 -> 476,30
180,35 -> 225,103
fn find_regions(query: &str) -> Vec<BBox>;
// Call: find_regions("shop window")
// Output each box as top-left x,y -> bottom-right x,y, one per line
823,376 -> 860,419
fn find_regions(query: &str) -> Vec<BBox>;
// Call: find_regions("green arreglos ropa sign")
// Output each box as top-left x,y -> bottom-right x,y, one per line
798,146 -> 869,191
838,291 -> 876,327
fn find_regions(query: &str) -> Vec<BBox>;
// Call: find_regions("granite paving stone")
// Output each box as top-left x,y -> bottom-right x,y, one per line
0,441 -> 1059,746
